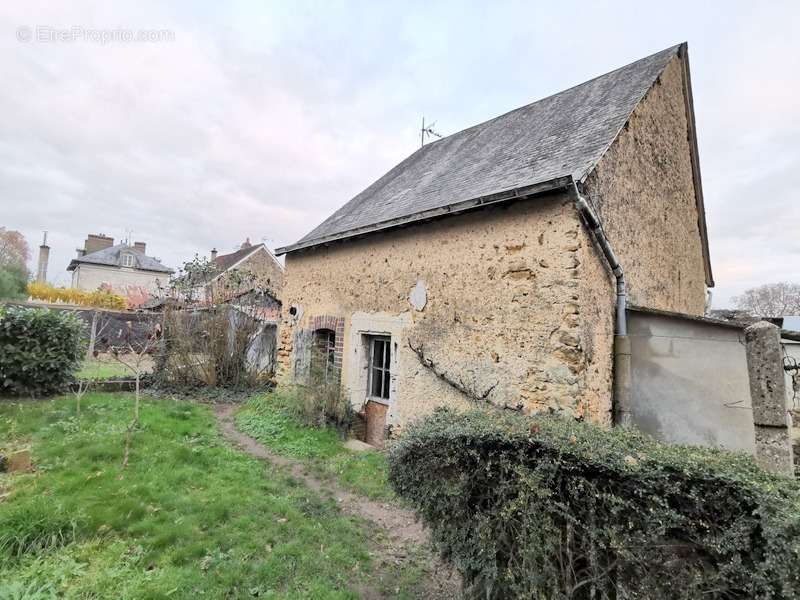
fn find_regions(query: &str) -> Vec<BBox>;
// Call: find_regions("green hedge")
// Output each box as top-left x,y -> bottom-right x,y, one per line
0,266 -> 28,301
388,408 -> 800,599
0,306 -> 86,396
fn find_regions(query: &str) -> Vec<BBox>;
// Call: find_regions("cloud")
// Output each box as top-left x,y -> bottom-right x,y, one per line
0,0 -> 797,305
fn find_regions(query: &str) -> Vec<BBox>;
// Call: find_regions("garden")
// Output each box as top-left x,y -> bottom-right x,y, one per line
3,302 -> 800,599
0,392 -> 452,598
0,304 -> 449,599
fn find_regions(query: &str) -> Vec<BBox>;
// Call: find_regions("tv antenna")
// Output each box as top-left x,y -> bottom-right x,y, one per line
420,116 -> 442,147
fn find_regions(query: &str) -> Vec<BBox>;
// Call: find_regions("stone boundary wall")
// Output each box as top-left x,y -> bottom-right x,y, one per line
744,321 -> 794,474
2,301 -> 160,352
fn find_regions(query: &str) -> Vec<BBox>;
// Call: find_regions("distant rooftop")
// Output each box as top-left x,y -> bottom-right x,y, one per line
213,240 -> 263,272
67,243 -> 173,274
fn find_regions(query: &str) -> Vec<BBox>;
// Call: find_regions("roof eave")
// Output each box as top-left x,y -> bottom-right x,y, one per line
677,43 -> 714,288
211,244 -> 284,282
276,176 -> 574,255
628,305 -> 744,330
67,260 -> 173,275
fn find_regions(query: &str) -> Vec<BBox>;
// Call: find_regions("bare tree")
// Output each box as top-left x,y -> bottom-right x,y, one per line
85,310 -> 112,361
0,227 -> 30,270
734,282 -> 800,317
155,256 -> 278,388
110,329 -> 158,468
72,379 -> 90,424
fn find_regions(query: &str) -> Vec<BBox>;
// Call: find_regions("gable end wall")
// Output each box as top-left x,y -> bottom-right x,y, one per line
576,54 -> 710,417
212,248 -> 285,299
582,54 -> 708,316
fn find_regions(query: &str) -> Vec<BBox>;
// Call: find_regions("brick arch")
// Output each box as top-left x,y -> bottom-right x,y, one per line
310,315 -> 345,373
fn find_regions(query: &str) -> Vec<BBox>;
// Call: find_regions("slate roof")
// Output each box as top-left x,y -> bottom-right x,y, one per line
277,44 -> 693,257
213,244 -> 265,272
67,244 -> 173,274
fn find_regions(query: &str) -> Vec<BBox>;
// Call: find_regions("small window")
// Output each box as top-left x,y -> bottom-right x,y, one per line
312,328 -> 336,382
368,336 -> 391,401
121,253 -> 134,267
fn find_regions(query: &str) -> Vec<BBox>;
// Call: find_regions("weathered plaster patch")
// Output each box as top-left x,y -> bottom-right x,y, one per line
409,280 -> 427,311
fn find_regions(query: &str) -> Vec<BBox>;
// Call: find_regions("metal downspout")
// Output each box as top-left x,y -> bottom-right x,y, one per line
569,181 -> 632,426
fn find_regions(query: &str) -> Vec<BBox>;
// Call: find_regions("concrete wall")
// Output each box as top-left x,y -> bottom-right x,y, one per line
627,309 -> 755,453
71,263 -> 167,296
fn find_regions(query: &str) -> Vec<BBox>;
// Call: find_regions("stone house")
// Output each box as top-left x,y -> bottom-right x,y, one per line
275,43 -> 714,446
68,234 -> 173,302
205,239 -> 285,302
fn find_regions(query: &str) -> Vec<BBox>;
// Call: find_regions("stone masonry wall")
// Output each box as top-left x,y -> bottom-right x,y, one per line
277,56 -> 709,432
578,54 -> 710,417
582,54 -> 707,315
277,192 -> 608,430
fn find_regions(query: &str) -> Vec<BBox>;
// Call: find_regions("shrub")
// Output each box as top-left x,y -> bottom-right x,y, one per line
388,408 -> 800,599
156,304 -> 274,389
293,381 -> 353,435
290,345 -> 353,435
0,266 -> 28,300
0,306 -> 86,396
257,383 -> 353,437
26,282 -> 126,310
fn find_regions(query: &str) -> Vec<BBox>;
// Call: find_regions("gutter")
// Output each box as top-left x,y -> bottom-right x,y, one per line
276,176 -> 573,255
568,180 -> 632,426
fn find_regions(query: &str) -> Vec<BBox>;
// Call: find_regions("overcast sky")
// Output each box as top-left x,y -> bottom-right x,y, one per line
1,1 -> 798,307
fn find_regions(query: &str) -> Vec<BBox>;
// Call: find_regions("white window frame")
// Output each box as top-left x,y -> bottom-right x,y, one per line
367,336 -> 391,402
121,253 -> 134,268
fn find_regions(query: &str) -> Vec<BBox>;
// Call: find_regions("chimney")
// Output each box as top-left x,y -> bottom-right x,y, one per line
210,248 -> 218,260
240,237 -> 252,249
36,232 -> 50,283
133,241 -> 146,254
84,233 -> 114,255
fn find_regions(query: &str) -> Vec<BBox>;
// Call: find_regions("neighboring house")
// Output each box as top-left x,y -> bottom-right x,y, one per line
275,43 -> 713,446
204,239 -> 285,302
68,234 -> 173,303
226,287 -> 282,324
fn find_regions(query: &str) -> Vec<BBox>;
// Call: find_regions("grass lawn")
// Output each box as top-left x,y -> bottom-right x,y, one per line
236,391 -> 394,501
75,359 -> 131,380
0,393 -> 418,599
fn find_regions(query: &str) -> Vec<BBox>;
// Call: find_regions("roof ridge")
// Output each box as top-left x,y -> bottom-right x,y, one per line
280,43 -> 688,255
575,43 -> 684,182
68,242 -> 173,273
421,43 -> 682,151
214,243 -> 265,265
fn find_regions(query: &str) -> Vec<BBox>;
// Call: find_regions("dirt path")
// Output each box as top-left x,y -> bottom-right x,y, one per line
213,404 -> 459,598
